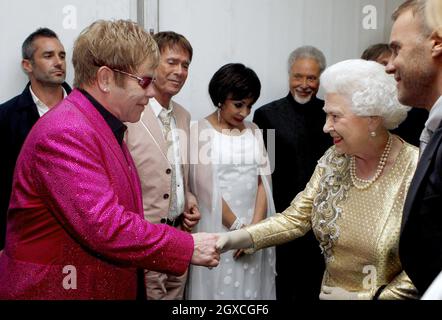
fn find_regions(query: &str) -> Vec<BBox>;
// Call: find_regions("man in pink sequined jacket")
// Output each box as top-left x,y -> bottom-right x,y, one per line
0,20 -> 219,300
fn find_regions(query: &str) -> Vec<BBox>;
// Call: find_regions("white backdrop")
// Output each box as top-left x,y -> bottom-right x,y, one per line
158,0 -> 403,120
0,0 -> 403,121
0,0 -> 137,103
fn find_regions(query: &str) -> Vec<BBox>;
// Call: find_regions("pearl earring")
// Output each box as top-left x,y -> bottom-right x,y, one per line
370,131 -> 376,138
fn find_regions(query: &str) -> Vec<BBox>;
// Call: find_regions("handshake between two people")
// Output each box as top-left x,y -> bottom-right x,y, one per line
189,229 -> 253,268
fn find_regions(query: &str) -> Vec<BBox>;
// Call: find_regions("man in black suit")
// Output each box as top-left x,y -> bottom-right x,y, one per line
387,0 -> 442,295
253,46 -> 331,300
0,28 -> 71,249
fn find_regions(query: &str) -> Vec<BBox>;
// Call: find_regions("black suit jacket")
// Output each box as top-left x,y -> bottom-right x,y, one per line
253,93 -> 331,300
253,93 -> 331,212
400,120 -> 442,295
391,108 -> 428,147
0,82 -> 71,249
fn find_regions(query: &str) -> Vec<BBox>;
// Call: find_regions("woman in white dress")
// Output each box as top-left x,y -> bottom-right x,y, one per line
187,63 -> 276,300
422,271 -> 442,300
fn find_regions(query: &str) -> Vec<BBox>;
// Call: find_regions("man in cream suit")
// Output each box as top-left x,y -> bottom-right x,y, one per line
126,31 -> 200,300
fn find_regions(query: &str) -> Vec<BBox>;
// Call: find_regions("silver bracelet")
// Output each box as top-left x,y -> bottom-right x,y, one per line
229,218 -> 243,231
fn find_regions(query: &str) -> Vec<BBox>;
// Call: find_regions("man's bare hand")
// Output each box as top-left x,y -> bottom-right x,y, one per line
191,233 -> 220,267
182,195 -> 201,232
182,205 -> 201,231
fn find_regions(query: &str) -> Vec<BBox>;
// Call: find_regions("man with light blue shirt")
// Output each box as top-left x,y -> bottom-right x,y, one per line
125,31 -> 200,300
0,27 -> 71,249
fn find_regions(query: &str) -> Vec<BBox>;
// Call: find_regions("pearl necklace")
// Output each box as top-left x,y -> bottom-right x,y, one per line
350,133 -> 393,190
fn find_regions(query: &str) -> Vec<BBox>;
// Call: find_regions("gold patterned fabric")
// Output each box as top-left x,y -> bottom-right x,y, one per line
246,142 -> 419,299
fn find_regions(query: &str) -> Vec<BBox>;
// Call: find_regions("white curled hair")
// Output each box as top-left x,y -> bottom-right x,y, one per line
320,59 -> 410,129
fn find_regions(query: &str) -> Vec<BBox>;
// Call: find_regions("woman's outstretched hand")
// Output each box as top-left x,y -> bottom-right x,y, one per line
215,229 -> 253,253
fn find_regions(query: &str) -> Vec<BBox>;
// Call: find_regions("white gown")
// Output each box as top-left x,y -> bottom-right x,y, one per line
187,120 -> 276,300
422,271 -> 442,300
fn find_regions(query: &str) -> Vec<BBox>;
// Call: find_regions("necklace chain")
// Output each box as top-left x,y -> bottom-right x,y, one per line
350,133 -> 393,190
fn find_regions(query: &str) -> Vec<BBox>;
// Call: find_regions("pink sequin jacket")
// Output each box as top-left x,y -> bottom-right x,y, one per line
0,89 -> 194,299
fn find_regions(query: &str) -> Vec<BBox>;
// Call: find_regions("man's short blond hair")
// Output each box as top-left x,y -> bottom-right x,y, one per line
392,0 -> 432,37
425,0 -> 442,35
72,19 -> 159,88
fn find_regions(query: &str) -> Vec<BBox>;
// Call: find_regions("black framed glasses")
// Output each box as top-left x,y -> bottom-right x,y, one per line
112,68 -> 155,89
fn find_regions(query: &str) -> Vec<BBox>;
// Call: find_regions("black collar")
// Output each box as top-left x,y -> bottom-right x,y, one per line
79,89 -> 127,146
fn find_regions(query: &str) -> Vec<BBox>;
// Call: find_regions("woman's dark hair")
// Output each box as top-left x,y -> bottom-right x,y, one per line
208,63 -> 261,107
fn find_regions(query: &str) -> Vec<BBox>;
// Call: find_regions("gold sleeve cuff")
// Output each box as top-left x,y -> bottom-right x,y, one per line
377,271 -> 419,300
245,164 -> 323,251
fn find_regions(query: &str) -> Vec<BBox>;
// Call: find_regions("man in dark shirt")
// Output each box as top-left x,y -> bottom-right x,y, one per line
253,46 -> 331,300
0,28 -> 71,249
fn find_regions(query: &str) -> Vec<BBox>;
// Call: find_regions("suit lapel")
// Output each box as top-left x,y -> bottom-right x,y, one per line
17,82 -> 72,128
402,126 -> 442,229
17,84 -> 40,120
14,86 -> 41,148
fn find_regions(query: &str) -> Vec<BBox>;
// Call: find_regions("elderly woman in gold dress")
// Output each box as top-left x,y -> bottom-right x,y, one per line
217,59 -> 419,300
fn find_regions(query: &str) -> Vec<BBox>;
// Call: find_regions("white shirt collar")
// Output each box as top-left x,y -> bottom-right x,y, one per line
149,97 -> 174,118
30,85 -> 67,116
426,95 -> 442,133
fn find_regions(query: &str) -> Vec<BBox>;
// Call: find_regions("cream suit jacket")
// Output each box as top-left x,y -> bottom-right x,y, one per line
125,101 -> 195,223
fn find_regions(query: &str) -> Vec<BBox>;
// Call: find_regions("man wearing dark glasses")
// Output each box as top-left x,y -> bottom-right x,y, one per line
0,21 -> 219,300
126,31 -> 200,300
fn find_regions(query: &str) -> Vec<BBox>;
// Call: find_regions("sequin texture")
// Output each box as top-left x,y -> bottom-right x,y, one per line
247,144 -> 419,299
0,90 -> 194,299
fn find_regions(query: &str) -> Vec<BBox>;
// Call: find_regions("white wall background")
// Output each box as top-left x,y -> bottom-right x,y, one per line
1,0 -> 403,121
158,0 -> 403,120
0,0 -> 137,103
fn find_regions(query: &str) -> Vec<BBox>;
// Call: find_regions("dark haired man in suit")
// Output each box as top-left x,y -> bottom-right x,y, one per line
0,27 -> 71,249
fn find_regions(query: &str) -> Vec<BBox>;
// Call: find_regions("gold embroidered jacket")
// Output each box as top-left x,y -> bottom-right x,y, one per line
246,143 -> 419,299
